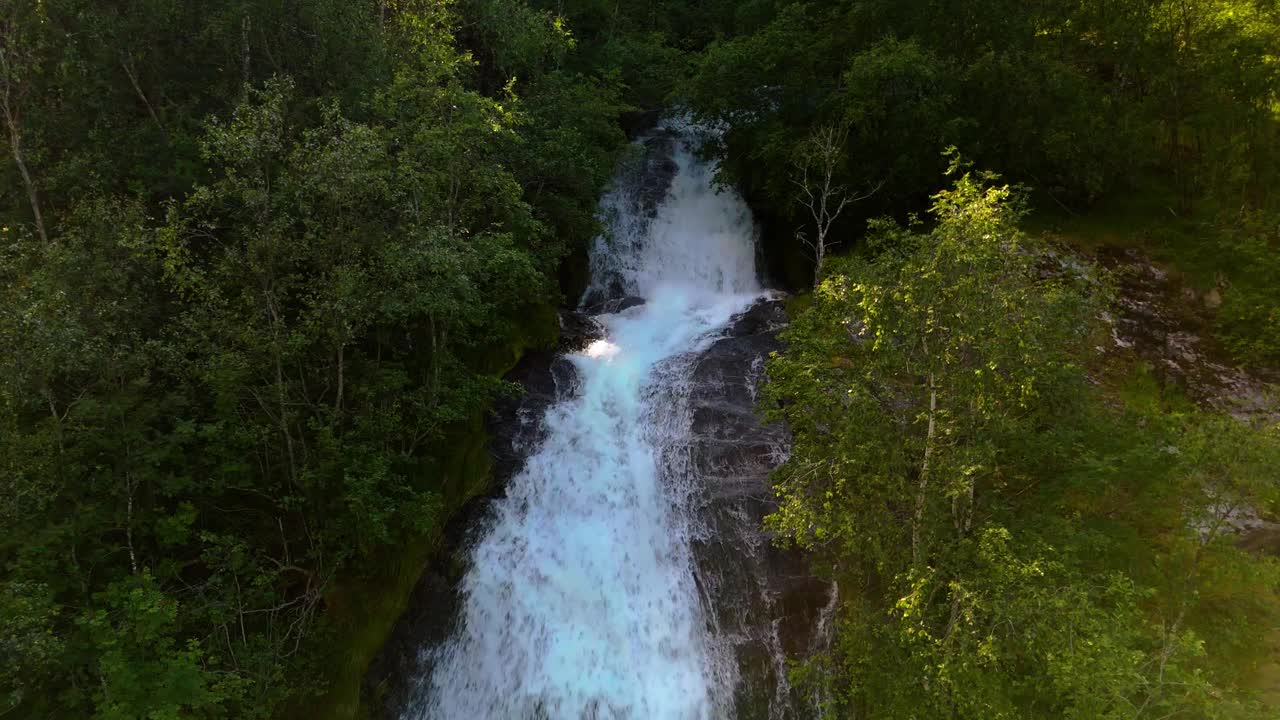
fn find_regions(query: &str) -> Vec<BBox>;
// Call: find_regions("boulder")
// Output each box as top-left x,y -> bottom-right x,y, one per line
557,309 -> 604,353
583,295 -> 646,316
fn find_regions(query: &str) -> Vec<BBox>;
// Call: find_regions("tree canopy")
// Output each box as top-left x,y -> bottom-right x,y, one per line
766,169 -> 1280,718
2,0 -> 1278,717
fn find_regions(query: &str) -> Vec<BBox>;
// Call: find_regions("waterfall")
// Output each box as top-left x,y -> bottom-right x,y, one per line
407,121 -> 765,719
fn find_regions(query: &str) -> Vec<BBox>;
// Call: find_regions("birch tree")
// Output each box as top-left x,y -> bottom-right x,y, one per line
0,2 -> 47,244
767,162 -> 1092,568
763,164 -> 1120,714
791,123 -> 879,285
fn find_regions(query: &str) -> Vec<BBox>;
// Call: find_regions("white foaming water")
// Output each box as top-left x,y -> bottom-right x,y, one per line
412,124 -> 762,719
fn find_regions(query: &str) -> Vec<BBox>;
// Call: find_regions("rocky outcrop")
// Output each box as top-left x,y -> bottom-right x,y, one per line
686,297 -> 833,719
1089,246 -> 1277,421
583,295 -> 646,316
1074,247 -> 1280,548
556,308 -> 604,352
581,131 -> 682,307
631,130 -> 682,220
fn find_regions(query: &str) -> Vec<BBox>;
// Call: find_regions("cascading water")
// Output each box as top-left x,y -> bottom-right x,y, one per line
407,121 -> 766,719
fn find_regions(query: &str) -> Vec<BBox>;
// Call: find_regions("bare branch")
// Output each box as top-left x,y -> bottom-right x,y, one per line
790,123 -> 877,285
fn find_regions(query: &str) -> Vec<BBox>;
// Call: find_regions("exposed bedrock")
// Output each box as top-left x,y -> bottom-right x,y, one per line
686,298 -> 834,719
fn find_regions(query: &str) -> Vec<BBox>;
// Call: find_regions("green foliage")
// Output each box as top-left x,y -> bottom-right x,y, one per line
80,573 -> 253,720
3,0 -> 1278,716
1214,211 -> 1280,366
684,0 -> 1280,286
765,170 -> 1280,718
0,1 -> 629,717
0,582 -> 61,714
768,164 -> 1097,563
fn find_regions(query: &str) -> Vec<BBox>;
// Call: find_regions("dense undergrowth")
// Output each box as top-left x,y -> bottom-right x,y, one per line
0,1 -> 628,716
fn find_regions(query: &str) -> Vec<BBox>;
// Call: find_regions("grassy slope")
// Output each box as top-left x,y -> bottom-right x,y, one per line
1027,187 -> 1280,707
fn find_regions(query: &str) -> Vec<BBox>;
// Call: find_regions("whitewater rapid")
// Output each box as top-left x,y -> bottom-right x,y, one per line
411,122 -> 764,719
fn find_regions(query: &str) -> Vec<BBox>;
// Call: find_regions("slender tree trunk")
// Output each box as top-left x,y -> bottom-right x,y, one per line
334,344 -> 344,414
814,224 -> 826,286
428,314 -> 446,407
265,290 -> 298,485
120,55 -> 166,139
240,15 -> 252,87
1,100 -> 47,244
125,472 -> 139,575
913,371 -> 937,567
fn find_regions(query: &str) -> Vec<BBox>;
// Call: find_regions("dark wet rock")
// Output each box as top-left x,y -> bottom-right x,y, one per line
557,309 -> 604,353
580,129 -> 684,307
727,297 -> 789,337
490,351 -> 579,484
620,107 -> 663,138
685,297 -> 832,719
633,130 -> 681,219
584,295 -> 646,316
580,280 -> 629,309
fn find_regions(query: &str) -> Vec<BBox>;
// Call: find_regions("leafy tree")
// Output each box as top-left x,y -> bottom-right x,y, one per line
79,573 -> 252,720
765,166 -> 1280,717
685,0 -> 1280,290
0,1 -> 629,716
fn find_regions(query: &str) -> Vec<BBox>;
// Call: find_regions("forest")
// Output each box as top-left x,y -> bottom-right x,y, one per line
1,0 -> 1278,718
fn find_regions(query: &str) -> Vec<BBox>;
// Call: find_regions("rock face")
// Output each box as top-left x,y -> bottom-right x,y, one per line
685,298 -> 834,719
583,295 -> 646,316
580,130 -> 682,307
632,130 -> 682,220
556,308 -> 604,353
1081,247 -> 1280,548
1091,246 -> 1277,421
